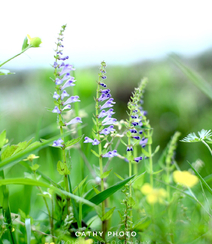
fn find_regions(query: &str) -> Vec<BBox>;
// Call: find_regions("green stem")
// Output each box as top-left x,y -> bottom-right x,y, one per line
127,138 -> 133,229
59,121 -> 70,213
133,146 -> 138,175
0,46 -> 31,68
201,140 -> 212,155
96,75 -> 107,239
0,171 -> 17,244
33,171 -> 54,241
147,130 -> 153,187
73,70 -> 84,228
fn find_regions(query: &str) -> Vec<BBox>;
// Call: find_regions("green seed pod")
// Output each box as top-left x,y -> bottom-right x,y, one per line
27,35 -> 42,47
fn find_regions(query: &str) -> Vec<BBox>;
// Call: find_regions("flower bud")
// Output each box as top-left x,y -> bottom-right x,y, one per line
27,34 -> 42,47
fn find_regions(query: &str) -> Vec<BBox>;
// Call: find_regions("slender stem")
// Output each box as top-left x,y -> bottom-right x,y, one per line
33,171 -> 54,241
201,140 -> 212,155
127,137 -> 133,230
147,130 -> 153,187
0,46 -> 31,68
59,120 -> 70,213
133,145 -> 138,175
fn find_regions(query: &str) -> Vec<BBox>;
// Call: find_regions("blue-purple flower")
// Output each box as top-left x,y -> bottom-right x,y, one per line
53,138 -> 64,147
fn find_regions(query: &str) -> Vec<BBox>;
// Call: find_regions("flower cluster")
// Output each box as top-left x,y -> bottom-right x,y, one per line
83,61 -> 117,158
126,78 -> 149,163
52,25 -> 82,147
141,183 -> 167,204
173,170 -> 199,188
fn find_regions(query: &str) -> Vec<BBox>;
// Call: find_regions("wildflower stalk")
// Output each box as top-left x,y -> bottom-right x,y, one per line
201,139 -> 212,155
83,61 -> 118,239
0,46 -> 31,68
52,25 -> 82,216
95,68 -> 106,237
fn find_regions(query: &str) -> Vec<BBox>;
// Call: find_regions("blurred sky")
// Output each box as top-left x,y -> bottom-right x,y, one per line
1,0 -> 212,69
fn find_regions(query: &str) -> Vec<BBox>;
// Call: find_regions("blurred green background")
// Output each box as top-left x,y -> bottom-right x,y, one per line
1,50 -> 212,220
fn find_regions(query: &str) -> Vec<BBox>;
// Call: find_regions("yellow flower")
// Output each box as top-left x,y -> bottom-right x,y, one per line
23,154 -> 39,162
141,183 -> 167,204
76,238 -> 93,244
173,170 -> 199,188
27,34 -> 42,47
141,183 -> 153,195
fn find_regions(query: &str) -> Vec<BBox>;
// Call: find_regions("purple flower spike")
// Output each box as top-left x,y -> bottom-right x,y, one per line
66,117 -> 82,125
53,138 -> 64,147
52,106 -> 61,114
102,150 -> 118,158
61,90 -> 70,100
61,77 -> 76,90
59,64 -> 75,76
63,96 -> 80,105
134,156 -> 143,163
100,98 -> 115,110
53,92 -> 60,100
84,137 -> 94,143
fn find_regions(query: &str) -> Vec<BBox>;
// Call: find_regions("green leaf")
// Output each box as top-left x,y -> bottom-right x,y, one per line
30,164 -> 40,171
114,172 -> 124,181
132,172 -> 146,189
73,176 -> 88,194
83,175 -> 135,214
57,161 -> 70,175
0,178 -> 97,208
92,186 -> 100,194
65,135 -> 84,148
1,145 -> 17,161
22,36 -> 29,51
0,69 -> 15,75
188,161 -> 212,195
101,207 -> 116,221
91,149 -> 99,158
152,145 -> 160,156
100,169 -> 112,179
25,218 -> 31,244
0,130 -> 7,148
142,148 -> 150,157
89,175 -> 135,205
0,132 -> 71,170
128,196 -> 136,207
171,55 -> 212,101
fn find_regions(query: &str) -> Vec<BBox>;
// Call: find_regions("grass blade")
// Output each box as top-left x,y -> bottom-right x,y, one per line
25,218 -> 31,244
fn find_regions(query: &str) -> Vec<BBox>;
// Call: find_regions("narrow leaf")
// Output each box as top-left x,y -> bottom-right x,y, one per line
188,161 -> 212,195
25,218 -> 31,244
100,169 -> 112,179
101,207 -> 116,221
65,135 -> 84,148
